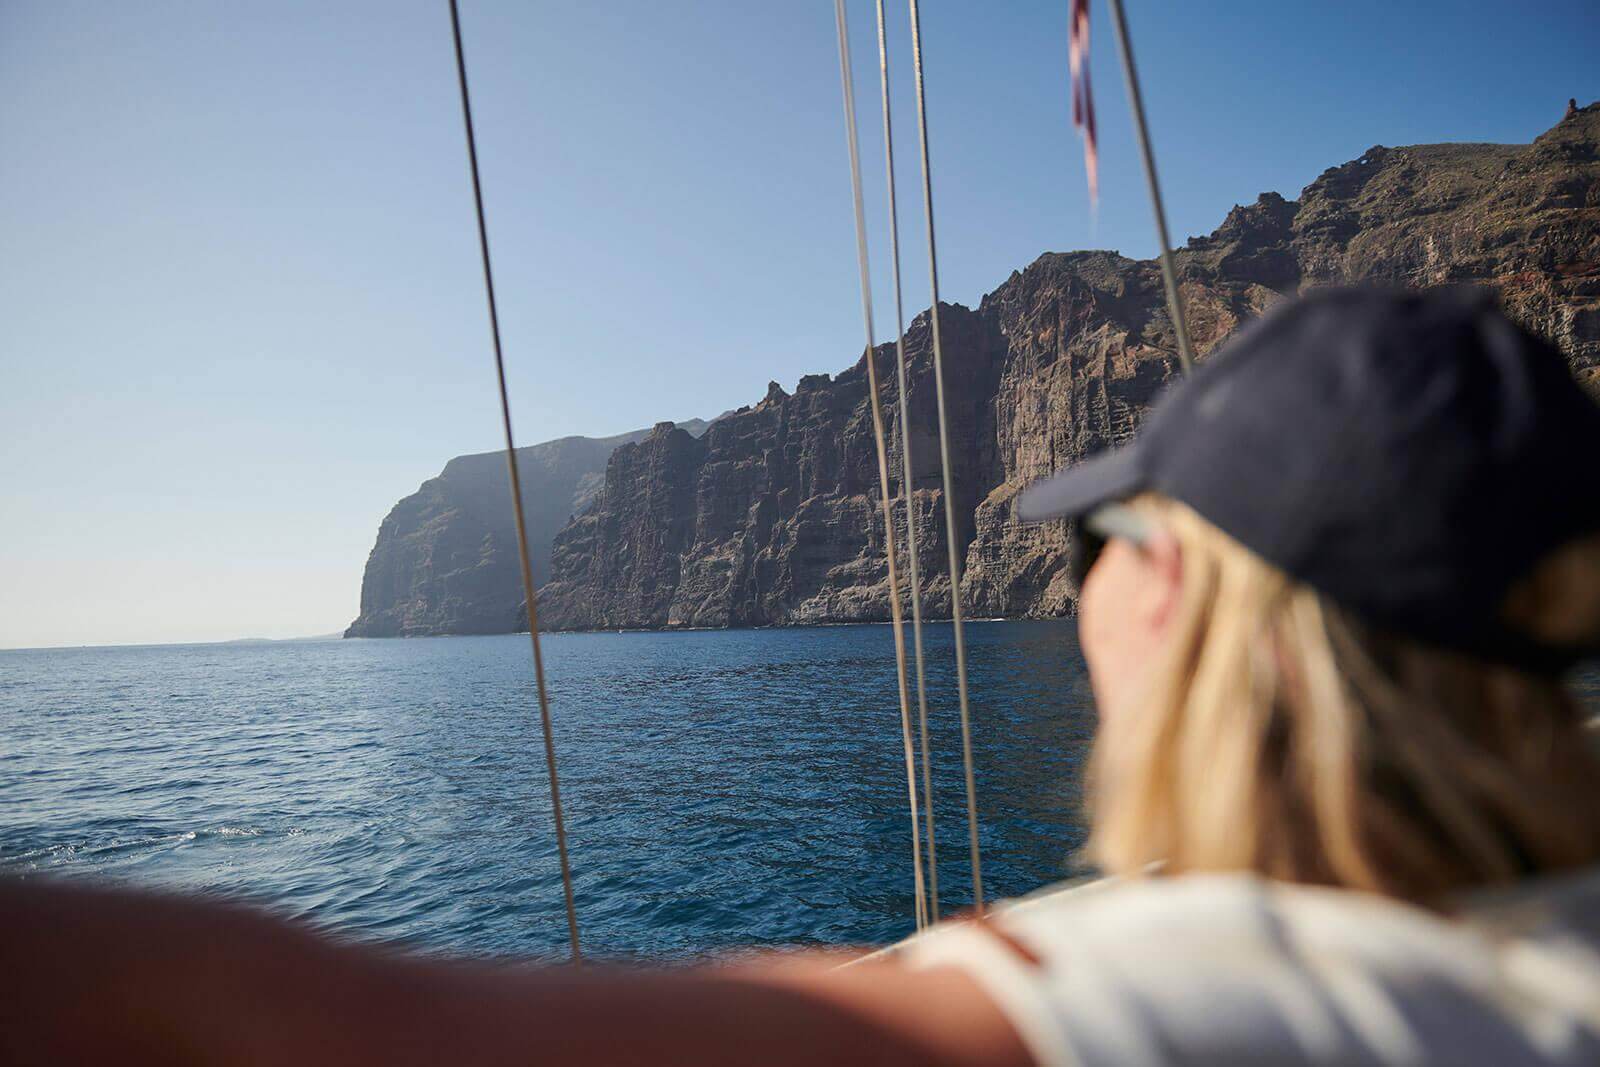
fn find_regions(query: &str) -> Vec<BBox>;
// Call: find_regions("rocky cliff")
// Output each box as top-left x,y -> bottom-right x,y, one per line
536,106 -> 1600,630
346,421 -> 706,637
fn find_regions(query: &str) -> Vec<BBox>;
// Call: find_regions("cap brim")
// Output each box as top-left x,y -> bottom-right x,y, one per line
1016,443 -> 1147,522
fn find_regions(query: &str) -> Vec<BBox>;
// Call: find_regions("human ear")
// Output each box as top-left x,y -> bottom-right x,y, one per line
1138,529 -> 1183,633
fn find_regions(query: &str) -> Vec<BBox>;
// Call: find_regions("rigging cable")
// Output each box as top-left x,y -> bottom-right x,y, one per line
874,0 -> 940,920
1105,0 -> 1194,372
447,0 -> 582,963
907,0 -> 985,915
834,0 -> 931,933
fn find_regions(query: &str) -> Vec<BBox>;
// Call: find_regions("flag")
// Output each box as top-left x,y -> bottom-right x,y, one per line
1069,0 -> 1098,204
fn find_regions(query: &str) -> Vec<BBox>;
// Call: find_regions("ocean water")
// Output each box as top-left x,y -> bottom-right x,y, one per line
0,621 -> 1098,961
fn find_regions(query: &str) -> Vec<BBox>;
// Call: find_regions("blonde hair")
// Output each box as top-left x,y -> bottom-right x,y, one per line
1087,494 -> 1600,906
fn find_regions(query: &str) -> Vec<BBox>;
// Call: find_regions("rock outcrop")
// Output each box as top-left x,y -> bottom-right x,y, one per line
536,106 -> 1600,630
345,422 -> 706,637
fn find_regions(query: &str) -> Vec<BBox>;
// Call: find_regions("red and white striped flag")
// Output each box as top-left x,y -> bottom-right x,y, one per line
1068,0 -> 1098,204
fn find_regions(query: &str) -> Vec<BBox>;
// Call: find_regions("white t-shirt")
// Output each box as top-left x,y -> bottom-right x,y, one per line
902,869 -> 1600,1066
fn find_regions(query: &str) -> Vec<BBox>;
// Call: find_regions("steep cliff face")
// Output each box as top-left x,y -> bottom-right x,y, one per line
539,304 -> 1004,629
345,422 -> 706,637
537,106 -> 1600,630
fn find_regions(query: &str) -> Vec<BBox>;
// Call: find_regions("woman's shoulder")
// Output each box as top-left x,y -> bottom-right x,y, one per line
996,867 -> 1600,967
901,871 -> 1600,1066
997,871 -> 1468,962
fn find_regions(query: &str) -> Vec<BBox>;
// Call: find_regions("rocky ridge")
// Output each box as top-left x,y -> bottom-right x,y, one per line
345,421 -> 706,637
535,106 -> 1600,630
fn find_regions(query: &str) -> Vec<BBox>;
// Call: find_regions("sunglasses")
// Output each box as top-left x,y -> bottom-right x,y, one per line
1067,503 -> 1156,591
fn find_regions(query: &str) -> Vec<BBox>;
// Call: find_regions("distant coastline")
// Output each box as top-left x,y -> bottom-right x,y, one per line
344,106 -> 1600,641
1,633 -> 345,654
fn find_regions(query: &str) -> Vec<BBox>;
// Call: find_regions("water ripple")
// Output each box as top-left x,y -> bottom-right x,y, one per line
0,621 -> 1340,960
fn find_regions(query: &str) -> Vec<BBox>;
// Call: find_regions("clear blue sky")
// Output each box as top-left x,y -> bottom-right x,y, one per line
3,1 -> 1595,648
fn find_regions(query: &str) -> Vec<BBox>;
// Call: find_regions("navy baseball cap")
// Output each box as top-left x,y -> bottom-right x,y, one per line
1017,286 -> 1600,671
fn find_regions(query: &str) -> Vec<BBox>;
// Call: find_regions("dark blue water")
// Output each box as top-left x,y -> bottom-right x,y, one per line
0,622 -> 1098,961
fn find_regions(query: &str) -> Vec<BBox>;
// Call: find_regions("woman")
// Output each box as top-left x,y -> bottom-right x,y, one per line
6,287 -> 1600,1064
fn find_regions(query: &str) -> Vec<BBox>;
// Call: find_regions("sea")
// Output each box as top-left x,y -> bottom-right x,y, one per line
0,621 -> 1100,961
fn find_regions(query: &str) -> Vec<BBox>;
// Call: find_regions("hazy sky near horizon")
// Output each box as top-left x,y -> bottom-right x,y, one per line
3,1 -> 1597,648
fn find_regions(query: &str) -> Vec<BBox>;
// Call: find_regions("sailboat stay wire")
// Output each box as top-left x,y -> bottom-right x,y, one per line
834,0 -> 932,933
908,0 -> 986,916
874,0 -> 941,920
1106,0 -> 1195,372
446,0 -> 582,963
